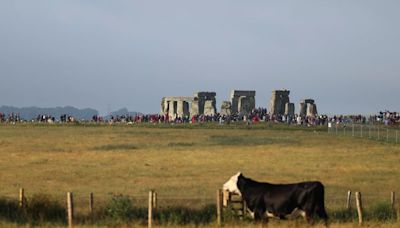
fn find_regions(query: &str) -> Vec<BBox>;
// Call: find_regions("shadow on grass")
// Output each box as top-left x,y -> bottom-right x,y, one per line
167,142 -> 196,147
210,135 -> 299,146
93,143 -> 139,151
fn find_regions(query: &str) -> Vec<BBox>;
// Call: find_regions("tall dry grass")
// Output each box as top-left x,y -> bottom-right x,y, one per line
0,123 -> 399,222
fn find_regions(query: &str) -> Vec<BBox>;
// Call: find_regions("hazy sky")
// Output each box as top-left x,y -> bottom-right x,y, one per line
1,1 -> 399,115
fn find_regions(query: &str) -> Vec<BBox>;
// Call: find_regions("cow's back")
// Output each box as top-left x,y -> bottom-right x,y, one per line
259,181 -> 325,214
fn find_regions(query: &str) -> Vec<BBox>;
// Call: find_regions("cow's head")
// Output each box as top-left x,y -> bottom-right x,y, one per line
223,172 -> 242,196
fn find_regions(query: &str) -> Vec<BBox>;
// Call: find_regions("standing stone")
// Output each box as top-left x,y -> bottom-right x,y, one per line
220,101 -> 231,116
299,102 -> 307,117
269,90 -> 290,115
307,103 -> 317,117
204,100 -> 216,116
285,103 -> 295,116
191,98 -> 200,116
169,101 -> 177,119
176,101 -> 189,118
238,97 -> 251,114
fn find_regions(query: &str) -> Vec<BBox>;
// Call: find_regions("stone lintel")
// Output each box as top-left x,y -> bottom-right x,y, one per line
271,90 -> 290,96
230,90 -> 256,98
194,92 -> 216,97
162,96 -> 193,102
300,99 -> 315,104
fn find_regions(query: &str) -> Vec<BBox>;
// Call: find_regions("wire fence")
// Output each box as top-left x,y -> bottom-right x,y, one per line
328,123 -> 399,144
3,189 -> 397,212
1,189 -> 399,226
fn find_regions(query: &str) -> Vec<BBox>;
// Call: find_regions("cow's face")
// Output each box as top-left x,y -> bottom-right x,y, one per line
223,172 -> 242,195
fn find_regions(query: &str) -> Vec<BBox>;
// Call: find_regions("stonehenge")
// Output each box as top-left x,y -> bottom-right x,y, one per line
161,89 -> 318,119
269,90 -> 295,116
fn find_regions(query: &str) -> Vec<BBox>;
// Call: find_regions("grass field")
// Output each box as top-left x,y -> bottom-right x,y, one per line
0,123 -> 399,226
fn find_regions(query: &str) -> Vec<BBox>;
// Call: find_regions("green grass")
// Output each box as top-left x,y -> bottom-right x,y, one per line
0,123 -> 399,226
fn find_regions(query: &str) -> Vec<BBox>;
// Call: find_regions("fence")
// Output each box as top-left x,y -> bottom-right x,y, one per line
219,189 -> 400,225
328,123 -> 400,144
3,188 -> 399,226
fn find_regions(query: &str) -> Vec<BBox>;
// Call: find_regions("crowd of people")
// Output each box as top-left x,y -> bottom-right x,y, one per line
1,109 -> 399,126
371,111 -> 400,125
0,112 -> 21,122
327,110 -> 400,126
36,114 -> 56,123
94,108 -> 329,126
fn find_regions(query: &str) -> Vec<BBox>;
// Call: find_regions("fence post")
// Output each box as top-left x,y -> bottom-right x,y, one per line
19,188 -> 25,208
378,127 -> 380,140
67,192 -> 74,228
89,192 -> 94,215
223,189 -> 229,207
369,126 -> 371,138
152,191 -> 157,210
344,125 -> 346,135
360,125 -> 363,138
355,192 -> 363,225
352,124 -> 355,137
396,130 -> 398,144
391,191 -> 395,211
242,198 -> 247,217
347,190 -> 352,210
148,190 -> 153,228
335,124 -> 338,135
217,189 -> 222,226
387,129 -> 389,142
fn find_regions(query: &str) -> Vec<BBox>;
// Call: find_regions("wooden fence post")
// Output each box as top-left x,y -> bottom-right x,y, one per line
391,191 -> 395,211
352,124 -> 355,137
67,192 -> 74,228
19,188 -> 25,208
222,189 -> 229,207
217,189 -> 222,226
148,190 -> 153,228
355,192 -> 363,225
152,191 -> 157,210
360,125 -> 363,137
89,192 -> 94,215
347,190 -> 352,210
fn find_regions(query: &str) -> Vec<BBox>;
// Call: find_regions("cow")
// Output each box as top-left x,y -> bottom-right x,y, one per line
223,172 -> 328,224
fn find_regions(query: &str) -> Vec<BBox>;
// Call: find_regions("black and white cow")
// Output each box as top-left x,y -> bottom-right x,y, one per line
223,172 -> 328,224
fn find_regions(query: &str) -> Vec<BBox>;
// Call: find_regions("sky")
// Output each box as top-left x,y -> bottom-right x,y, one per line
1,1 -> 399,115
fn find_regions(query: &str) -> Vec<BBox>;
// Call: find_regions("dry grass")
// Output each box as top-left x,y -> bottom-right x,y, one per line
0,123 -> 399,220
